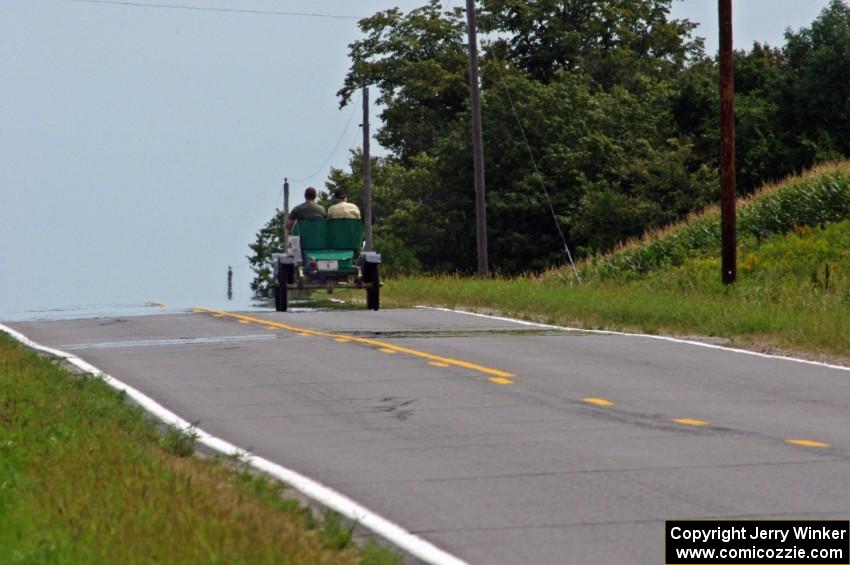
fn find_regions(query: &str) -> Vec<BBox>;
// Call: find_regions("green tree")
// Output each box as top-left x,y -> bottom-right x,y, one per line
248,211 -> 283,296
478,0 -> 703,88
478,67 -> 715,261
671,44 -> 789,194
251,0 -> 850,286
328,1 -> 717,274
338,1 -> 468,162
781,0 -> 850,165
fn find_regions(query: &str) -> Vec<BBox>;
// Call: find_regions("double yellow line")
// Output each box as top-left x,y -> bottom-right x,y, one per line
193,307 -> 515,380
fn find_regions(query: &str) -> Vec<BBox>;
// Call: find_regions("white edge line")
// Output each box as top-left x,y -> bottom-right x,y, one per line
416,306 -> 850,373
0,323 -> 469,565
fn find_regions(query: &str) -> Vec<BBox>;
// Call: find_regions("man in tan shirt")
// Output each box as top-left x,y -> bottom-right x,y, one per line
327,190 -> 361,219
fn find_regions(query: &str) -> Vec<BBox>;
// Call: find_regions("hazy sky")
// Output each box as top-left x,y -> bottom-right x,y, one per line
0,0 -> 833,318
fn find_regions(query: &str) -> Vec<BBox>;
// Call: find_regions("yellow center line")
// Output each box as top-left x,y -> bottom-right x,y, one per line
673,418 -> 708,427
488,377 -> 514,385
582,397 -> 613,407
378,348 -> 397,354
785,439 -> 831,448
193,307 -> 515,379
334,338 -> 351,343
238,320 -> 251,324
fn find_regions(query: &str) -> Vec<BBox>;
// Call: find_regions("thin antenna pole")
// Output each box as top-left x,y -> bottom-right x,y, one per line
465,0 -> 488,278
283,178 -> 290,249
719,0 -> 737,284
362,86 -> 373,251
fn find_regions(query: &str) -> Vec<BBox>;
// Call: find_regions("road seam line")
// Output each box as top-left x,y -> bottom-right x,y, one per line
0,323 -> 469,565
194,307 -> 515,379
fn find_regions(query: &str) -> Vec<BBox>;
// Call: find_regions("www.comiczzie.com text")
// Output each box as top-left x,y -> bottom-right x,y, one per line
666,520 -> 850,564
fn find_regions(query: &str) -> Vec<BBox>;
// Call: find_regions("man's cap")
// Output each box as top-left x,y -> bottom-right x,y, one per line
332,190 -> 346,200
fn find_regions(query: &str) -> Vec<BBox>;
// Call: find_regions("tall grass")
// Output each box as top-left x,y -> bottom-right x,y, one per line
0,334 -> 400,564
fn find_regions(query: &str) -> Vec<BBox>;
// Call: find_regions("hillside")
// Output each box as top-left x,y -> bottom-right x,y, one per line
578,160 -> 850,280
380,162 -> 850,360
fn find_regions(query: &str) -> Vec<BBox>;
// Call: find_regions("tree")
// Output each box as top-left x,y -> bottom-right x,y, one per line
328,1 -> 716,275
781,0 -> 850,166
248,211 -> 283,296
671,44 -> 789,194
250,0 -> 850,288
477,67 -> 715,260
478,0 -> 703,89
338,1 -> 468,162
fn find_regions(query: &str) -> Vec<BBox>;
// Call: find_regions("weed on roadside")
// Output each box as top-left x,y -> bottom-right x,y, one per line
160,424 -> 198,457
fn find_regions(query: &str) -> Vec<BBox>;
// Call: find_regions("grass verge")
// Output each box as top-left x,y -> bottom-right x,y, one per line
0,333 -> 400,564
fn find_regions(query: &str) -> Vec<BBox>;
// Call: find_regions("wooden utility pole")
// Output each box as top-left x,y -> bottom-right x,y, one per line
465,0 -> 488,278
362,86 -> 373,251
719,0 -> 737,284
283,178 -> 290,249
227,266 -> 233,300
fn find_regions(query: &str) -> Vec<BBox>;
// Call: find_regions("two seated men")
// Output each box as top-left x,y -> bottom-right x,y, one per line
285,187 -> 360,233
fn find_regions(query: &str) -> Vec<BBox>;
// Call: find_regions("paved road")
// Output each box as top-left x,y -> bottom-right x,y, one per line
9,307 -> 850,564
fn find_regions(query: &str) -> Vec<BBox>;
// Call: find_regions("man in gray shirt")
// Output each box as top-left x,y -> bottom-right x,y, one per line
285,186 -> 326,232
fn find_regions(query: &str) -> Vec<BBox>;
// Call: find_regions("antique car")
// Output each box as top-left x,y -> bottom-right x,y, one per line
272,218 -> 381,312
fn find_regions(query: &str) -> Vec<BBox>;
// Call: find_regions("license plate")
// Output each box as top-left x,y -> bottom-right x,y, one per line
317,260 -> 338,271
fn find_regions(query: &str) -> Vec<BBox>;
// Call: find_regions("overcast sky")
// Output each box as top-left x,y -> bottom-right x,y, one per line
0,0 -> 834,318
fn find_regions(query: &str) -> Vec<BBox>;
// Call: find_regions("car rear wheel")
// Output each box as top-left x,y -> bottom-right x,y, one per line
274,261 -> 290,312
365,263 -> 380,311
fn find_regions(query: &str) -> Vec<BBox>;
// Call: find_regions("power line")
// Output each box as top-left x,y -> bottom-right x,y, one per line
71,0 -> 360,20
492,63 -> 582,283
289,97 -> 360,183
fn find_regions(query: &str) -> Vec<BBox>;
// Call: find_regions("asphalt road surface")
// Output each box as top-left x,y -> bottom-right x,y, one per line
9,307 -> 850,564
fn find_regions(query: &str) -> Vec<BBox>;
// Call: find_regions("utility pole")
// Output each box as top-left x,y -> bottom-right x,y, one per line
362,86 -> 373,251
465,0 -> 488,278
719,0 -> 737,284
283,178 -> 290,250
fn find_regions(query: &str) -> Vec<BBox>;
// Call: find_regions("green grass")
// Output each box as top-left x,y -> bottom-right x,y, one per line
382,219 -> 850,359
0,334 -> 401,564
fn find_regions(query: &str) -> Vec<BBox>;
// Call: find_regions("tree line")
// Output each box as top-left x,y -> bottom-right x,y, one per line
251,0 -> 850,289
